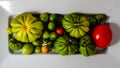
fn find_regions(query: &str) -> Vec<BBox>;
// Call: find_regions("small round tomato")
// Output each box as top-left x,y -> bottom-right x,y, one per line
56,27 -> 64,36
92,24 -> 112,48
41,45 -> 48,54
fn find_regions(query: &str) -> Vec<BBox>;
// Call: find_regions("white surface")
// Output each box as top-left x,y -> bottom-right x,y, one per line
0,0 -> 120,68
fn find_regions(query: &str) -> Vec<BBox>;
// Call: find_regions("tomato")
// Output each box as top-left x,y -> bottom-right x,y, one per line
92,24 -> 112,48
48,22 -> 55,31
41,45 -> 48,54
40,13 -> 48,22
49,32 -> 57,40
56,27 -> 64,36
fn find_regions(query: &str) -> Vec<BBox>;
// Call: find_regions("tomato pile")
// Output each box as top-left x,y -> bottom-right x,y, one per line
6,12 -> 112,57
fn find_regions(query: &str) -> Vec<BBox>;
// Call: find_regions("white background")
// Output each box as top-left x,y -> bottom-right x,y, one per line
0,0 -> 120,68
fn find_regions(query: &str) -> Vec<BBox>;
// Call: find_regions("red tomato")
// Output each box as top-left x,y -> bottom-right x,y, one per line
56,27 -> 64,36
92,24 -> 112,48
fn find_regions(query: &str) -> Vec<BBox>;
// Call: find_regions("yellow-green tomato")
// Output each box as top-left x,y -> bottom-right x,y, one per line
40,13 -> 48,22
22,44 -> 34,55
35,46 -> 40,53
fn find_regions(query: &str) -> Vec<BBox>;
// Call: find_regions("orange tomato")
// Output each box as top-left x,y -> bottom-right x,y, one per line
41,45 -> 48,54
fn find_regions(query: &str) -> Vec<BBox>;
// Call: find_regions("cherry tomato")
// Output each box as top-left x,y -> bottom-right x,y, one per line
56,27 -> 64,36
41,45 -> 48,54
92,24 -> 112,48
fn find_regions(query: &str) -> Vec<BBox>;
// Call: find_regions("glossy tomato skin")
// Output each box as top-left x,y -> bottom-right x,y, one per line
56,27 -> 64,36
92,24 -> 112,48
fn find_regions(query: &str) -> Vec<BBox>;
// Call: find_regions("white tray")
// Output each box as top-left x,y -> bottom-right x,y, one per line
0,0 -> 120,68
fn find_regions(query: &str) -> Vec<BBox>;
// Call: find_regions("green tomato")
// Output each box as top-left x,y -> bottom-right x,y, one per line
48,22 -> 55,31
42,31 -> 49,39
62,14 -> 89,38
22,44 -> 34,55
40,13 -> 48,22
49,32 -> 57,40
89,18 -> 97,26
95,14 -> 106,21
9,37 -> 23,51
35,46 -> 40,53
32,40 -> 41,46
50,14 -> 57,21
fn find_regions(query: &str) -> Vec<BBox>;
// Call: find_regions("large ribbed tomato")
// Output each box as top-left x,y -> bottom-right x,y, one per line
54,35 -> 79,56
62,13 -> 89,38
92,24 -> 112,48
10,13 -> 43,42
